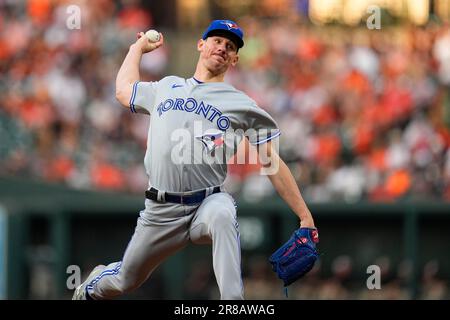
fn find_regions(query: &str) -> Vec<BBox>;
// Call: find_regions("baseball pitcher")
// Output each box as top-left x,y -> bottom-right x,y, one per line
73,20 -> 318,300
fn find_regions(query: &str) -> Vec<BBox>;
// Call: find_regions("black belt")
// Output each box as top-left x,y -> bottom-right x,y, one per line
145,187 -> 221,205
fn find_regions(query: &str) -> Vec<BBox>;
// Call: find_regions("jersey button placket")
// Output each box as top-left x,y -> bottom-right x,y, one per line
179,121 -> 189,191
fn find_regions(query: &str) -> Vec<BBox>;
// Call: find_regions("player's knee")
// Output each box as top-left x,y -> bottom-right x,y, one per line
211,206 -> 236,227
190,222 -> 211,244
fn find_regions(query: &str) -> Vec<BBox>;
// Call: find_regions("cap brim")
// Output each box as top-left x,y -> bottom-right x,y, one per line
205,29 -> 244,49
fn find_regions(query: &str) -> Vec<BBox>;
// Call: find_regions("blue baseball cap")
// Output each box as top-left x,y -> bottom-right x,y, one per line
202,20 -> 244,49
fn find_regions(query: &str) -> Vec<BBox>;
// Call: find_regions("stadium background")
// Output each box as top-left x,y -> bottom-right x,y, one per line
0,0 -> 449,299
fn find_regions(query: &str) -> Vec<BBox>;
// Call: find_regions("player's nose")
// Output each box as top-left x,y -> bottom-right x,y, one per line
216,42 -> 227,53
215,47 -> 226,58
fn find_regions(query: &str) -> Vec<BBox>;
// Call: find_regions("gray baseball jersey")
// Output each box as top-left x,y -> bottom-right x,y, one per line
83,76 -> 280,300
129,76 -> 280,192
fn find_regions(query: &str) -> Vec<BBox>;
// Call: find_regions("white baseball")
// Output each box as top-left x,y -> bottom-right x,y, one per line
145,30 -> 160,42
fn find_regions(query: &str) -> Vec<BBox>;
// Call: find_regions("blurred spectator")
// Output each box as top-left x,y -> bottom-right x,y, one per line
433,29 -> 450,85
118,0 -> 153,31
420,260 -> 449,299
317,255 -> 352,299
183,259 -> 217,299
358,256 -> 409,299
243,255 -> 278,299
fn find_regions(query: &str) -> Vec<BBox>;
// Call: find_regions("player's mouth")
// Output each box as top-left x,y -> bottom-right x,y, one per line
212,53 -> 226,63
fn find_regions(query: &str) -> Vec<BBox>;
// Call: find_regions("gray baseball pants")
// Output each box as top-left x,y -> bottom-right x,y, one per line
86,192 -> 244,300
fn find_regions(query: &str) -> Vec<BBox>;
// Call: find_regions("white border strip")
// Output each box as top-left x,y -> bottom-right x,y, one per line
0,205 -> 7,300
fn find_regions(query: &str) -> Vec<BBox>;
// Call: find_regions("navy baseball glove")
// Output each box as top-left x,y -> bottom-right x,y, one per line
269,227 -> 319,287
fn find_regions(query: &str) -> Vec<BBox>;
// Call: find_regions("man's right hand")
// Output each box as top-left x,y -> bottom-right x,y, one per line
134,31 -> 164,54
115,31 -> 164,108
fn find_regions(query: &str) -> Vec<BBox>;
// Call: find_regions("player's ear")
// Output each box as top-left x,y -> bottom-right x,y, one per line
231,54 -> 239,67
197,39 -> 205,52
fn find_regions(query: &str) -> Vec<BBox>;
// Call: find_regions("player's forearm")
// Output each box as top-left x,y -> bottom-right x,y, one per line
267,157 -> 315,228
115,44 -> 143,105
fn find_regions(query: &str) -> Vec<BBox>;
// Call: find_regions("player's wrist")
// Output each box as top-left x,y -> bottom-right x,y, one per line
129,43 -> 144,55
299,217 -> 315,229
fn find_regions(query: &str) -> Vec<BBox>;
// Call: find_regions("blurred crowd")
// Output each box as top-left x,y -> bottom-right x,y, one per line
183,255 -> 449,300
0,0 -> 158,193
228,18 -> 450,203
1,1 -> 450,203
28,252 -> 449,300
